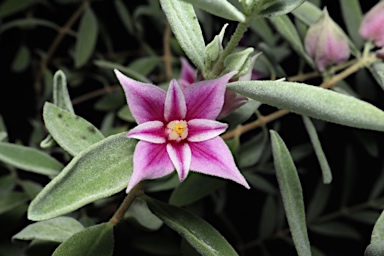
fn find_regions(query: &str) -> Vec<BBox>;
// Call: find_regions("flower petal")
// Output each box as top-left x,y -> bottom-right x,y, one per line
126,141 -> 174,193
217,90 -> 248,119
187,119 -> 228,142
180,57 -> 195,86
114,69 -> 166,124
184,72 -> 236,120
164,80 -> 187,122
166,143 -> 191,181
126,121 -> 165,144
189,137 -> 250,189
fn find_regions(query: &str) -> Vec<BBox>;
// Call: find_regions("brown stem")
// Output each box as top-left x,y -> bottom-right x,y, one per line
72,85 -> 120,105
163,22 -> 172,81
34,0 -> 92,96
109,182 -> 144,226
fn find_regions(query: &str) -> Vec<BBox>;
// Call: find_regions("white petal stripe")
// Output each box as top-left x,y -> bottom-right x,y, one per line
166,143 -> 191,181
126,121 -> 166,144
187,119 -> 228,142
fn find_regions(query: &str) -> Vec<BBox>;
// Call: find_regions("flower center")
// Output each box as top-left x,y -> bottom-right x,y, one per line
166,120 -> 188,142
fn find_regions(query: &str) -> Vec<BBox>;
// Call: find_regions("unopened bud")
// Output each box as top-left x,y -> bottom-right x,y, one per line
305,8 -> 350,72
359,1 -> 384,47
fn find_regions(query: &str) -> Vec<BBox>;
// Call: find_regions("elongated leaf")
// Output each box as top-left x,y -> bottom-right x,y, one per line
270,15 -> 313,66
306,181 -> 331,222
143,195 -> 238,256
244,172 -> 277,195
43,102 -> 104,156
13,217 -> 84,243
366,242 -> 384,256
52,223 -> 114,256
11,44 -> 30,72
371,210 -> 384,243
0,175 -> 15,194
114,0 -> 134,34
309,222 -> 360,240
228,80 -> 384,132
0,142 -> 62,176
169,172 -> 225,207
28,133 -> 136,221
302,116 -> 332,183
255,0 -> 306,17
74,8 -> 98,68
340,0 -> 363,48
370,63 -> 384,90
125,198 -> 163,231
160,0 -> 205,70
181,0 -> 245,22
270,130 -> 311,256
0,0 -> 33,18
94,60 -> 151,83
250,18 -> 276,45
259,196 -> 276,239
0,18 -> 66,34
53,70 -> 74,114
21,180 -> 43,200
0,192 -> 28,215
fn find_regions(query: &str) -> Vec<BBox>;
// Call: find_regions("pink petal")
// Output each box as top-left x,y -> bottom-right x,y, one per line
184,72 -> 236,120
189,137 -> 250,189
126,121 -> 165,144
114,69 -> 166,124
187,119 -> 228,142
126,141 -> 174,193
166,143 -> 191,181
180,57 -> 195,85
164,80 -> 187,122
217,90 -> 248,119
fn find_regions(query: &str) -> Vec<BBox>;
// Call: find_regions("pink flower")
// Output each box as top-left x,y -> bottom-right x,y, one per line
114,70 -> 250,193
359,1 -> 384,47
304,8 -> 350,72
179,58 -> 248,119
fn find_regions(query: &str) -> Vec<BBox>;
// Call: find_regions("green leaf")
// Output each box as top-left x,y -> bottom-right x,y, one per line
223,47 -> 254,78
125,198 -> 163,231
0,192 -> 28,215
259,196 -> 276,239
370,210 -> 384,243
370,63 -> 384,90
53,70 -> 74,114
28,133 -> 136,221
270,130 -> 311,256
94,60 -> 152,83
306,181 -> 331,222
365,242 -> 384,256
114,0 -> 134,34
250,18 -> 276,46
13,217 -> 84,243
228,80 -> 384,132
180,0 -> 245,22
128,56 -> 161,76
160,0 -> 205,70
309,222 -> 360,240
11,44 -> 30,72
52,223 -> 114,256
0,175 -> 15,194
302,116 -> 332,183
0,142 -> 63,176
340,0 -> 363,49
243,172 -> 277,194
43,102 -> 104,156
94,90 -> 125,111
254,0 -> 306,17
169,172 -> 225,207
238,131 -> 268,168
21,180 -> 43,200
74,7 -> 98,68
117,105 -> 136,123
269,15 -> 313,67
0,0 -> 33,19
143,195 -> 239,256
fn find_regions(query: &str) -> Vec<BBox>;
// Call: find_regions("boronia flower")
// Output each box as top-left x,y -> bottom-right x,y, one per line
114,69 -> 250,193
179,58 -> 248,119
304,8 -> 350,72
359,1 -> 384,47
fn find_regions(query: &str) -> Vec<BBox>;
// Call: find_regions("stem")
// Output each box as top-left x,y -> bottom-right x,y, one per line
163,22 -> 173,81
221,54 -> 378,140
108,182 -> 144,226
34,0 -> 91,96
210,17 -> 253,78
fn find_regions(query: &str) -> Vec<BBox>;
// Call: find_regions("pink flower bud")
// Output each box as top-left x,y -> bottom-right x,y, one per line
359,1 -> 384,47
305,8 -> 350,72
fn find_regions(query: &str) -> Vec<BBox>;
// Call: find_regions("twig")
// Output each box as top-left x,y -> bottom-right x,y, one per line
163,22 -> 172,81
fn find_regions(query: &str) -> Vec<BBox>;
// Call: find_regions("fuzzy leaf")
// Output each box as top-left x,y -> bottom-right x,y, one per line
0,142 -> 63,176
181,0 -> 245,22
52,223 -> 114,256
0,192 -> 28,215
114,0 -> 134,34
270,130 -> 311,256
74,7 -> 98,68
160,0 -> 205,70
13,217 -> 84,243
255,0 -> 306,17
228,80 -> 384,132
11,44 -> 30,72
28,133 -> 135,221
143,195 -> 238,256
53,70 -> 74,114
169,173 -> 225,207
125,198 -> 163,231
43,102 -> 104,156
340,0 -> 363,48
95,60 -> 151,83
302,116 -> 332,183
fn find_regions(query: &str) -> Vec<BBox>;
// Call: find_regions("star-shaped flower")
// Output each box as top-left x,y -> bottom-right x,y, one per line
115,70 -> 250,193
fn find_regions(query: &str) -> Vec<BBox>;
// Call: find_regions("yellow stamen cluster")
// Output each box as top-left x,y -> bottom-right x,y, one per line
166,120 -> 188,142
